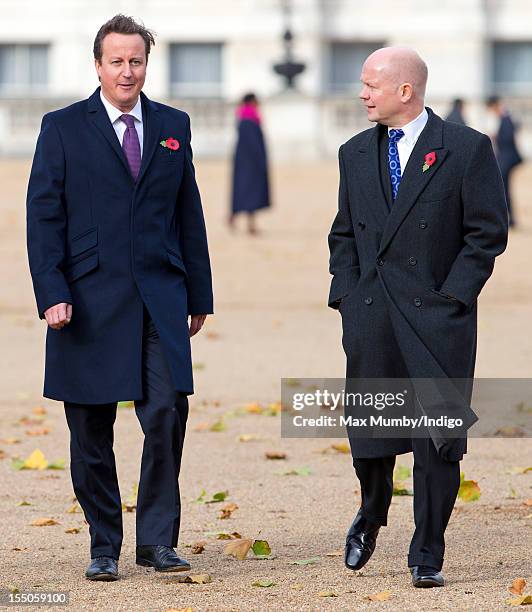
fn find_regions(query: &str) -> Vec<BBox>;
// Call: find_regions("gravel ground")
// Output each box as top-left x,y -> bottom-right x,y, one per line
0,158 -> 530,611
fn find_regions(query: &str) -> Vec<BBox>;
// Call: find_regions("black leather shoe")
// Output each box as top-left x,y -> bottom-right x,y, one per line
136,545 -> 191,572
85,557 -> 119,581
344,511 -> 381,571
410,565 -> 445,588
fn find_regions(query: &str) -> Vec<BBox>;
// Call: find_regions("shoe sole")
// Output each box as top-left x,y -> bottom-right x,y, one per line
136,558 -> 191,572
413,579 -> 444,588
86,573 -> 119,581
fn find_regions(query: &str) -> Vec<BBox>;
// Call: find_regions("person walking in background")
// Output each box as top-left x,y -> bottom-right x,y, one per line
445,98 -> 466,126
26,14 -> 213,581
230,93 -> 270,235
486,95 -> 523,227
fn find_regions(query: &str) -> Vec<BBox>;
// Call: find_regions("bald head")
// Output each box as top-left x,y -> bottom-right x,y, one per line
359,46 -> 428,127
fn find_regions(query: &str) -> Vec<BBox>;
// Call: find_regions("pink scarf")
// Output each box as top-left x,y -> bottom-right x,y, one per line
236,103 -> 261,124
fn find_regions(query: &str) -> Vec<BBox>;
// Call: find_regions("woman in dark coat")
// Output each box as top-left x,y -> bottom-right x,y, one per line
230,93 -> 270,234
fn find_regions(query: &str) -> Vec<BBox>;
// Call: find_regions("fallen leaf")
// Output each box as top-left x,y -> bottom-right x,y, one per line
289,557 -> 320,565
458,473 -> 481,502
25,428 -> 50,437
506,467 -> 532,475
252,579 -> 276,587
317,591 -> 338,597
225,538 -> 252,560
205,331 -> 220,340
205,531 -> 242,540
16,500 -> 32,507
265,451 -> 286,460
292,583 -> 305,590
1,438 -> 21,444
192,362 -> 205,370
66,502 -> 82,514
325,550 -> 343,557
266,402 -> 282,416
193,422 -> 210,432
209,419 -> 227,432
238,434 -> 260,442
364,590 -> 392,601
65,527 -> 82,534
0,450 -> 6,460
32,406 -> 47,415
252,540 -> 271,557
166,608 -> 194,612
524,500 -> 532,507
191,541 -> 206,554
176,574 -> 212,584
47,459 -> 65,470
244,403 -> 264,414
494,426 -> 525,437
278,466 -> 311,476
515,402 -> 532,414
507,595 -> 532,606
509,578 -> 527,596
21,449 -> 48,470
394,465 -> 411,481
121,483 -> 138,512
204,491 -> 229,504
392,482 -> 413,496
331,442 -> 350,454
219,502 -> 238,519
31,518 -> 59,526
285,379 -> 301,387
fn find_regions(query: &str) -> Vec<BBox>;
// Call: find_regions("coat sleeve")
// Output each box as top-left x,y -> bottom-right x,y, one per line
327,145 -> 360,309
178,113 -> 214,316
26,114 -> 72,319
440,134 -> 509,308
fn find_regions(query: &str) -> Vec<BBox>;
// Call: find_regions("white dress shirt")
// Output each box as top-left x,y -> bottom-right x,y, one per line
388,108 -> 428,173
99,90 -> 144,157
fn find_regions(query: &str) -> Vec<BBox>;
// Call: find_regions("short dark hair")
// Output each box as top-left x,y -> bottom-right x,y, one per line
242,93 -> 258,104
93,14 -> 155,63
486,95 -> 500,107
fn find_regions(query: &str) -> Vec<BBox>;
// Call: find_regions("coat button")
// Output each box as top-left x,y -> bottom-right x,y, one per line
408,257 -> 417,266
414,297 -> 422,307
419,220 -> 427,229
376,258 -> 384,266
364,297 -> 373,305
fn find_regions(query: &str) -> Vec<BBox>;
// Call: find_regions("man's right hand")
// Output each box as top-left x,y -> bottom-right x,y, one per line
44,303 -> 72,330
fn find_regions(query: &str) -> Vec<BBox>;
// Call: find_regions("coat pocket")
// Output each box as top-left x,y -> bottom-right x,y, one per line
70,227 -> 98,257
64,252 -> 99,283
167,248 -> 188,277
418,188 -> 454,203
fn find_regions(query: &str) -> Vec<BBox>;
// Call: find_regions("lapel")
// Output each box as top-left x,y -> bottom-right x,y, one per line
356,125 -> 391,228
87,88 -> 131,180
136,91 -> 162,185
377,108 -> 448,256
86,88 -> 162,186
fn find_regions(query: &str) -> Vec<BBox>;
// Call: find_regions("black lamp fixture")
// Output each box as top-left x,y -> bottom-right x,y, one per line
273,0 -> 306,89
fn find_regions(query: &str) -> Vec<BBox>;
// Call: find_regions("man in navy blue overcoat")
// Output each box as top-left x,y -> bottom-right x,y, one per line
26,15 -> 212,580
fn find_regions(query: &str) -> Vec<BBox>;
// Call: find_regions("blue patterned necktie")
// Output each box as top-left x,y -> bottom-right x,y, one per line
388,128 -> 405,201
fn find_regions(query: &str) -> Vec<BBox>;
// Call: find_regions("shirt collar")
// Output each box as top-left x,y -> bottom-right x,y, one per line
99,90 -> 143,125
388,108 -> 428,145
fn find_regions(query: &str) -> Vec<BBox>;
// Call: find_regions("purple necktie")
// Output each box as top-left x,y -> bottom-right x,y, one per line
120,114 -> 141,181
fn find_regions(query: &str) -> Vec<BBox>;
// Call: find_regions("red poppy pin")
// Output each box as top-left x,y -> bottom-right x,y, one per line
160,137 -> 180,151
422,151 -> 436,172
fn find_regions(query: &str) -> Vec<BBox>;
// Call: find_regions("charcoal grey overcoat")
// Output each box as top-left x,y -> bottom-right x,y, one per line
328,108 -> 508,460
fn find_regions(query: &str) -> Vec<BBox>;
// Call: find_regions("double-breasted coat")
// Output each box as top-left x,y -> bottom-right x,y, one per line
27,88 -> 213,404
328,108 -> 508,460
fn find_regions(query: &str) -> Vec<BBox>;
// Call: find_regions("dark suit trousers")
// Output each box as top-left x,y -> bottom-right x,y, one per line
64,306 -> 189,559
353,438 -> 460,571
